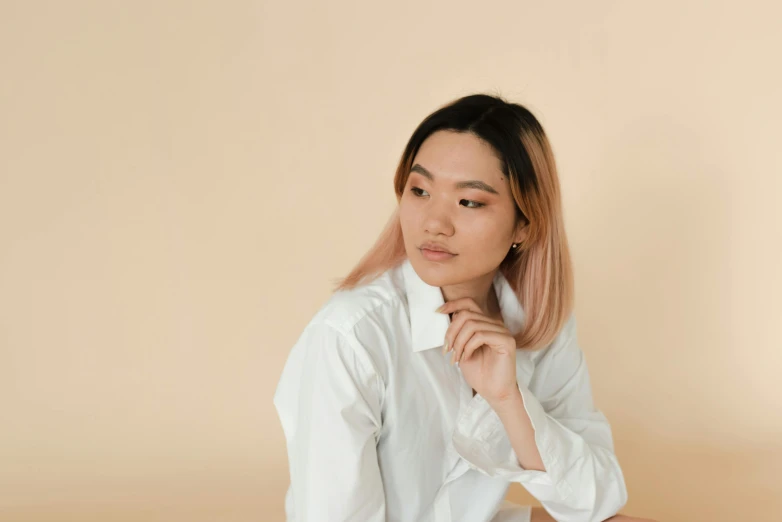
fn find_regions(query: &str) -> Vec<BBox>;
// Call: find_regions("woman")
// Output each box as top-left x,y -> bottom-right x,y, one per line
273,94 -> 656,522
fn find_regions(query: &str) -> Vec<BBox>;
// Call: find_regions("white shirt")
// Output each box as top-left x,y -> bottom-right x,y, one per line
273,258 -> 628,522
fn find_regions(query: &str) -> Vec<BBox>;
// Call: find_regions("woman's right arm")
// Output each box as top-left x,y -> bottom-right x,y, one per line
273,321 -> 386,521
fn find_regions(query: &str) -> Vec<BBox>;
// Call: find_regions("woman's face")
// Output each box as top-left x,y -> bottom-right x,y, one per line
399,130 -> 526,288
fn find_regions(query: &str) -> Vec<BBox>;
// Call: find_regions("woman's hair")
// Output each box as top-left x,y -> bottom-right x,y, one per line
330,93 -> 574,351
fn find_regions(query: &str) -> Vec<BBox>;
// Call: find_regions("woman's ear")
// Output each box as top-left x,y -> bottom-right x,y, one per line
514,221 -> 530,244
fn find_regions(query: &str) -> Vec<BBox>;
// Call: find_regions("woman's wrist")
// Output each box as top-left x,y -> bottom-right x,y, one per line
488,385 -> 524,417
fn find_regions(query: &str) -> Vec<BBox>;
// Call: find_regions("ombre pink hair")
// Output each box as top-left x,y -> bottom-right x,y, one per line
331,93 -> 574,351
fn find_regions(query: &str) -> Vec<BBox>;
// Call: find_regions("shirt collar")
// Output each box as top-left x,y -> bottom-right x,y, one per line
401,258 -> 526,353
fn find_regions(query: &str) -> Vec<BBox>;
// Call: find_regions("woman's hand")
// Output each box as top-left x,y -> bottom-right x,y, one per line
438,297 -> 519,406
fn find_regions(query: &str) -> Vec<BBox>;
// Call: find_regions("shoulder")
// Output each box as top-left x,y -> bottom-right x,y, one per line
296,263 -> 407,378
528,311 -> 587,389
532,311 -> 578,358
527,311 -> 580,373
274,276 -> 405,429
313,265 -> 405,333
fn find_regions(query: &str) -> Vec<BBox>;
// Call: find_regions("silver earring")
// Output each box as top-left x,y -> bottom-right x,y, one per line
512,243 -> 518,248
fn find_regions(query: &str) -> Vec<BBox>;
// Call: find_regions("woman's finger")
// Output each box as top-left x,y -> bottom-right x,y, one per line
438,297 -> 504,359
451,320 -> 507,364
445,310 -> 501,357
461,330 -> 511,363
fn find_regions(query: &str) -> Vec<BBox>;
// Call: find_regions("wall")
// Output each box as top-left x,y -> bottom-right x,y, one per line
1,1 -> 780,520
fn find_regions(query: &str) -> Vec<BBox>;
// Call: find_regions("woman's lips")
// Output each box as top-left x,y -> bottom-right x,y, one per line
420,248 -> 457,261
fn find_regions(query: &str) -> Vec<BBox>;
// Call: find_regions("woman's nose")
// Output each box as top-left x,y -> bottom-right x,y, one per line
423,202 -> 454,235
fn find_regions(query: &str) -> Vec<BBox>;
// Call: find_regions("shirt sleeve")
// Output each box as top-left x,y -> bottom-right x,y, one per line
273,321 -> 386,521
451,313 -> 629,522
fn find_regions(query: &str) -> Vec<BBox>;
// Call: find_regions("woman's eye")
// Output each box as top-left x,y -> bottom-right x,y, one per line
409,187 -> 484,208
461,199 -> 485,209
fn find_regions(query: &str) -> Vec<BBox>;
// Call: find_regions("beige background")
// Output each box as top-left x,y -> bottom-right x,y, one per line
1,1 -> 780,521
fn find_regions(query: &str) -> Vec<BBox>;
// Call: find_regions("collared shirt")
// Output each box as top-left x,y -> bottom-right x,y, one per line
273,258 -> 628,522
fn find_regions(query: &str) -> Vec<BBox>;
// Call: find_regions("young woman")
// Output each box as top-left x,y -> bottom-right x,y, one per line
273,94 -> 656,522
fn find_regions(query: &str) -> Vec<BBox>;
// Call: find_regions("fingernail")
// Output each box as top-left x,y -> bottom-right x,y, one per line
435,304 -> 446,313
442,341 -> 448,355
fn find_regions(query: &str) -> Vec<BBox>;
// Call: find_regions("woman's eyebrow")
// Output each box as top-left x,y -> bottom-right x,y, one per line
410,163 -> 499,195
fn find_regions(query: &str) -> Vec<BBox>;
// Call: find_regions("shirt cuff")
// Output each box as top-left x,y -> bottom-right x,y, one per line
451,382 -> 574,501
